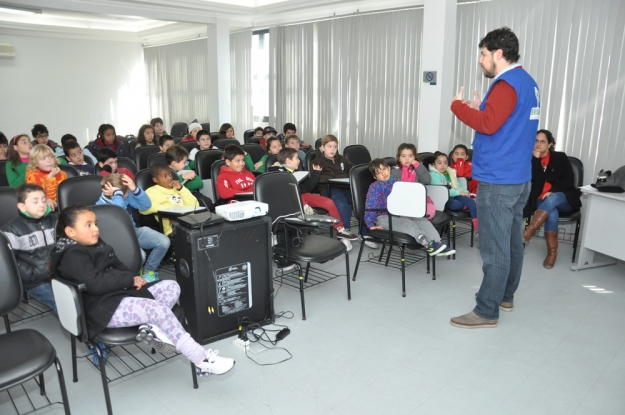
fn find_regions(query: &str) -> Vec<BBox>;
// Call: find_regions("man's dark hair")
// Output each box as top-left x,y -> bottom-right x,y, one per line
478,27 -> 520,63
0,131 -> 8,146
149,163 -> 170,179
60,134 -> 77,146
158,134 -> 174,147
283,122 -> 296,133
97,147 -> 118,163
63,141 -> 81,157
165,145 -> 189,165
31,124 -> 48,138
150,117 -> 164,127
368,158 -> 389,177
277,147 -> 298,165
16,183 -> 45,204
222,144 -> 245,161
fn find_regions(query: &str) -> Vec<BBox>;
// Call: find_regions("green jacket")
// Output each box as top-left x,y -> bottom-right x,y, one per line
176,166 -> 203,191
6,161 -> 27,187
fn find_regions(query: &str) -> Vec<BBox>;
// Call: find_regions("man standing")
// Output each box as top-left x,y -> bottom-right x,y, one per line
450,27 -> 540,328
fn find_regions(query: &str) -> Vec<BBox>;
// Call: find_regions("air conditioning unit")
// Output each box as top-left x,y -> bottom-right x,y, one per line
0,43 -> 15,59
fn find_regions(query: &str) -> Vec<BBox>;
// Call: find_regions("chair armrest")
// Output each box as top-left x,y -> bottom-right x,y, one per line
54,276 -> 87,292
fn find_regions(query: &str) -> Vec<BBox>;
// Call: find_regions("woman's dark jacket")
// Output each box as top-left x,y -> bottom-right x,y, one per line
523,150 -> 582,217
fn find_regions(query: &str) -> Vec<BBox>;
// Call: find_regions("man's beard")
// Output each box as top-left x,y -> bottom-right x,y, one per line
482,62 -> 496,78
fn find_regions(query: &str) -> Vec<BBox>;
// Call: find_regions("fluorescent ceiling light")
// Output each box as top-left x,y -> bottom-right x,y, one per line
0,5 -> 42,15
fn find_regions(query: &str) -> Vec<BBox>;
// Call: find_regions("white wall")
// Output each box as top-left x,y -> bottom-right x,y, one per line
0,33 -> 147,147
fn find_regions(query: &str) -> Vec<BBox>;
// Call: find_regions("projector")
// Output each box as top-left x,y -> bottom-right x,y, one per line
215,201 -> 268,221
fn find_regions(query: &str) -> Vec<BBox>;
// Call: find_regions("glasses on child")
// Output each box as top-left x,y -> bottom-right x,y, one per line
36,133 -> 49,139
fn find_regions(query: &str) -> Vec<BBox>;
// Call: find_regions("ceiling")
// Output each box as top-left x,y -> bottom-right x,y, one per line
0,0 -> 425,45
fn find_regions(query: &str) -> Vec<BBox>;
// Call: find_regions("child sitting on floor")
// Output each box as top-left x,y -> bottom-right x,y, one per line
50,205 -> 235,376
26,144 -> 67,211
429,151 -> 478,232
96,173 -> 170,283
216,145 -> 256,202
365,158 -> 455,257
1,184 -> 57,312
139,163 -> 199,236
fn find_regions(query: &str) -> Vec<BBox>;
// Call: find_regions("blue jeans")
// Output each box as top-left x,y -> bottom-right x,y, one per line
475,181 -> 530,320
446,195 -> 477,219
135,226 -> 170,272
536,192 -> 573,231
28,283 -> 57,313
321,188 -> 353,231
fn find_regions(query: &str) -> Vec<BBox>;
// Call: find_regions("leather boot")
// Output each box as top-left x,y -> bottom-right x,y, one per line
544,231 -> 558,269
522,210 -> 549,243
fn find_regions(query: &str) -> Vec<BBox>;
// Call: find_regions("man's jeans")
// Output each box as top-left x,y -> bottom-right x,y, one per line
135,226 -> 170,272
474,181 -> 530,320
28,283 -> 57,313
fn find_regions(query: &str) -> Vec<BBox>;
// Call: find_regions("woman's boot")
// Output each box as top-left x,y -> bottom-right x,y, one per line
522,210 -> 549,243
544,231 -> 558,269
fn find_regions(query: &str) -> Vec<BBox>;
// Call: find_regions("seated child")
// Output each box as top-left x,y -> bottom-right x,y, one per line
59,134 -> 96,165
6,134 -> 33,187
0,131 -> 8,160
259,126 -> 277,149
97,147 -> 135,180
166,145 -> 214,211
96,173 -> 170,283
253,127 -> 264,137
255,136 -> 283,172
391,142 -> 436,221
140,163 -> 199,236
450,144 -> 478,194
268,148 -> 358,250
26,144 -> 67,211
158,135 -> 175,153
216,145 -> 256,202
1,184 -> 57,312
150,117 -> 168,139
429,151 -> 478,231
283,122 -> 310,149
51,205 -> 235,376
188,130 -> 217,161
182,123 -> 202,143
63,141 -> 94,175
366,159 -> 455,256
311,135 -> 356,238
284,134 -> 307,167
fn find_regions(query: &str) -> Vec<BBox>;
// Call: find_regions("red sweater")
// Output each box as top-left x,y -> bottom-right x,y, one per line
216,166 -> 256,200
451,80 -> 517,135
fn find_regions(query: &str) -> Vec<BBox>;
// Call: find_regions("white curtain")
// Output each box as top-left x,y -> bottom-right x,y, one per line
452,0 -> 625,184
230,30 -> 253,138
270,9 -> 424,158
144,39 -> 210,128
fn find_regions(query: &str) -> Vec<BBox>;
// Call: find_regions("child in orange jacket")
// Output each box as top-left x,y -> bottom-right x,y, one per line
26,144 -> 67,211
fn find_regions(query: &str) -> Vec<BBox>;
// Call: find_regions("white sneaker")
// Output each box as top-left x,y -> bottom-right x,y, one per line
195,349 -> 235,376
136,324 -> 176,354
340,239 -> 353,252
363,237 -> 380,249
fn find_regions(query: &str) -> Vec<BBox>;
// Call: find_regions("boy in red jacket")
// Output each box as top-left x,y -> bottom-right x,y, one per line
216,145 -> 256,201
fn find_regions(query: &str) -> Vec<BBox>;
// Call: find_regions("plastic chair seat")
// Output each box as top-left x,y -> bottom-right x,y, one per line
445,208 -> 471,219
0,329 -> 56,391
558,210 -> 581,221
273,234 -> 346,263
367,229 -> 417,246
93,305 -> 184,346
429,211 -> 451,228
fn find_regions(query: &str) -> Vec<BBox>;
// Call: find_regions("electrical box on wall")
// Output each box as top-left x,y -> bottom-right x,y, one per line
0,43 -> 15,59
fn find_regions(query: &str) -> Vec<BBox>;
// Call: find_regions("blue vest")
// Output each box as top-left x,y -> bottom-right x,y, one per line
472,67 -> 540,184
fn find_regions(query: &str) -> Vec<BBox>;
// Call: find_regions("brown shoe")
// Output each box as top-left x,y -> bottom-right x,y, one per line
475,292 -> 514,311
451,311 -> 497,328
523,210 -> 549,243
543,231 -> 558,269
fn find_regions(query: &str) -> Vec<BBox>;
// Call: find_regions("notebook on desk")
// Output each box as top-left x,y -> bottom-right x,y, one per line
288,183 -> 339,224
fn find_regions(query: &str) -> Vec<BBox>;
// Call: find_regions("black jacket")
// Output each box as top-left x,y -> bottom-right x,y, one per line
310,150 -> 354,184
50,238 -> 154,338
267,164 -> 321,194
1,211 -> 56,290
524,150 -> 582,217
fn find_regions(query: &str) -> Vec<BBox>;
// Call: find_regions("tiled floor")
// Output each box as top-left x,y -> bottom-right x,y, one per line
2,231 -> 624,415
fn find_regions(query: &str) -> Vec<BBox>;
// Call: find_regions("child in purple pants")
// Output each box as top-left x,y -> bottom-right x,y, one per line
50,205 -> 235,376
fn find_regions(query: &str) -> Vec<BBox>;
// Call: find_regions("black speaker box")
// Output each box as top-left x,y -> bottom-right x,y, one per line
172,216 -> 274,344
